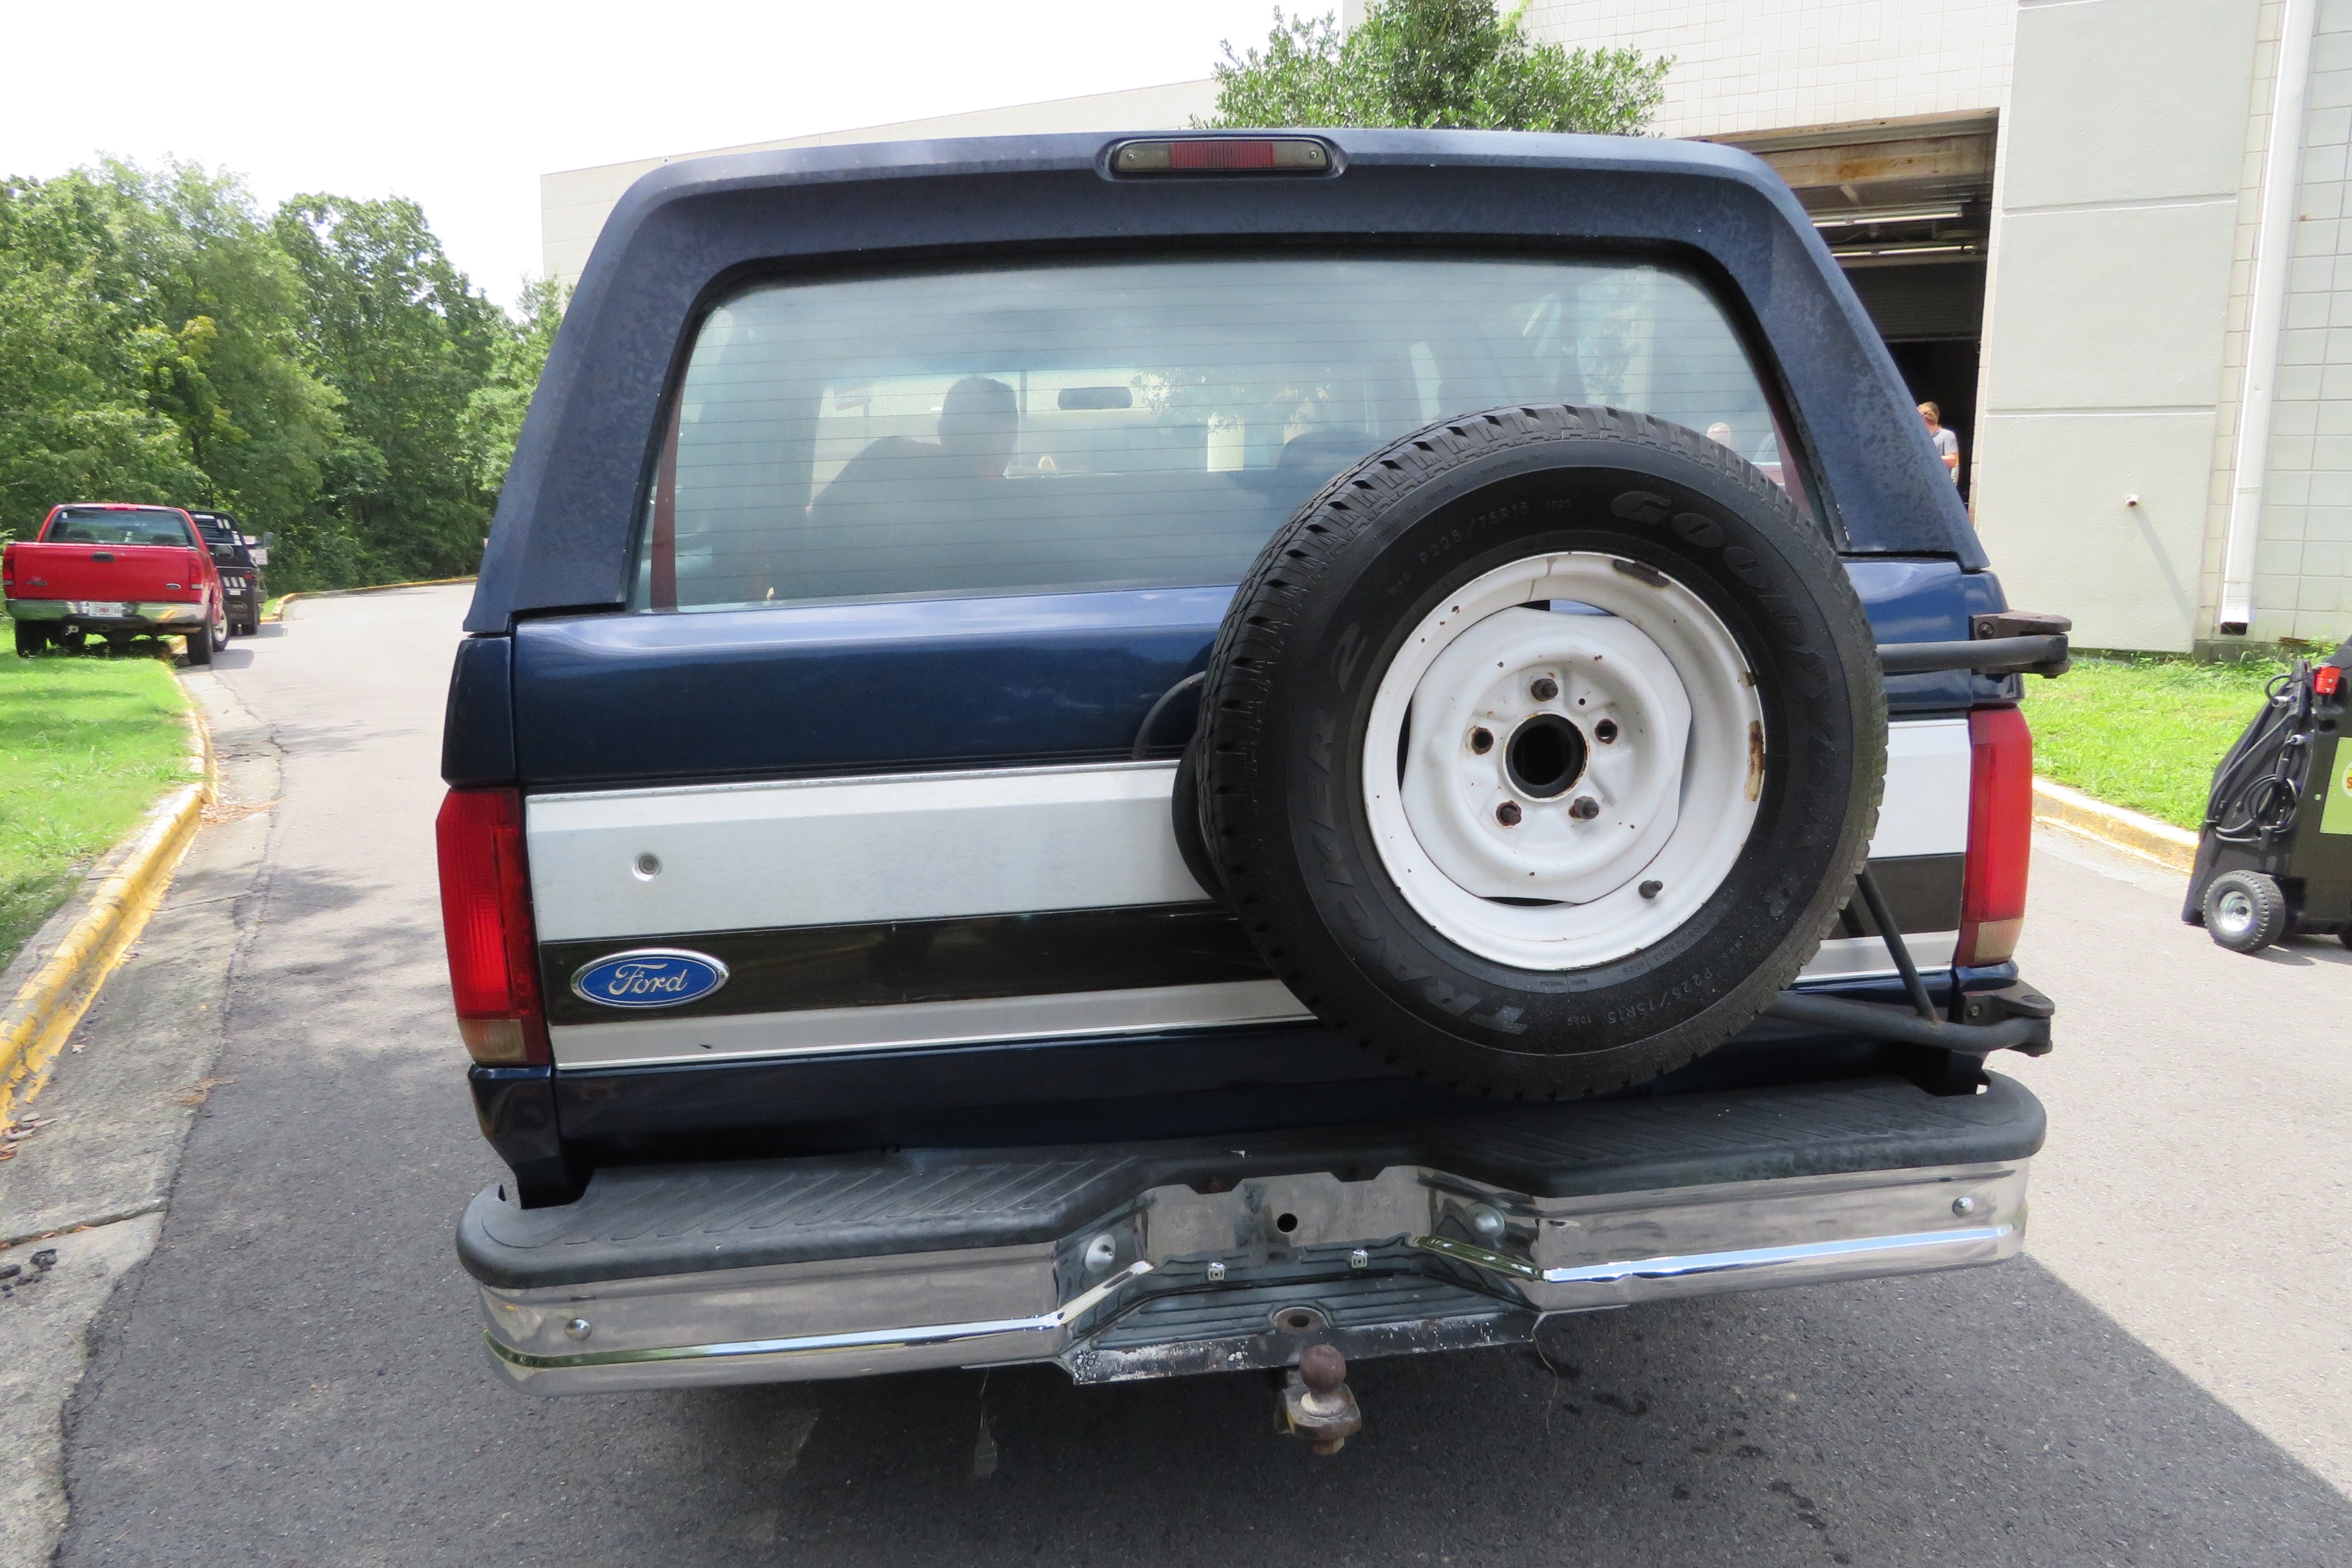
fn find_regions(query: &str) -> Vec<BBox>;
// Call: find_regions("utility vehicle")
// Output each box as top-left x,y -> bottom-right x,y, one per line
438,131 -> 2064,1435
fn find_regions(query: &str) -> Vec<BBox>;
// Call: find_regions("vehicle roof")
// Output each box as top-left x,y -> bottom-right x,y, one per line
468,128 -> 1984,635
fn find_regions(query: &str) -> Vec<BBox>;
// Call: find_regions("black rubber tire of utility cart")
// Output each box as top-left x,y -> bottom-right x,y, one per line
1190,404 -> 1886,1098
2202,868 -> 2291,953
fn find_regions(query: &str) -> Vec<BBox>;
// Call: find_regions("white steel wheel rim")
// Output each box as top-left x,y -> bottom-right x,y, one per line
1362,551 -> 1765,971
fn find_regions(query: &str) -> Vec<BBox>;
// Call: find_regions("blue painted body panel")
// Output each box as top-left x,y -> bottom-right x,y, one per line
496,565 -> 2006,789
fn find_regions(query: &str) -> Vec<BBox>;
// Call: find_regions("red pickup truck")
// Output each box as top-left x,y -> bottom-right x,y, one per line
5,504 -> 229,664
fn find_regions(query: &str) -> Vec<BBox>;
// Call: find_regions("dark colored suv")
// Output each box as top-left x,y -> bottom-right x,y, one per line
436,131 -> 2064,1424
186,511 -> 268,636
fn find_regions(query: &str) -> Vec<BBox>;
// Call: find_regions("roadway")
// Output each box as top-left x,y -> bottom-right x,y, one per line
15,584 -> 2350,1565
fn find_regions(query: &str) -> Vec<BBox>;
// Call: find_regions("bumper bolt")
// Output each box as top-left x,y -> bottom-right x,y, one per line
1952,1196 -> 1977,1217
1206,1260 -> 1228,1282
1530,676 -> 1559,701
1468,1204 -> 1507,1240
564,1318 -> 593,1340
1349,1248 -> 1369,1269
1495,801 -> 1522,827
1569,796 -> 1600,820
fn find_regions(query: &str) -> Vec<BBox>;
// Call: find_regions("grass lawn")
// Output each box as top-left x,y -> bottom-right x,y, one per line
2020,653 -> 2299,831
0,649 -> 190,970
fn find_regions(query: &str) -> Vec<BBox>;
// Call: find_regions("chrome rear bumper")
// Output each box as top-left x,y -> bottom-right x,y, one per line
6,598 -> 203,625
473,1156 -> 2026,1395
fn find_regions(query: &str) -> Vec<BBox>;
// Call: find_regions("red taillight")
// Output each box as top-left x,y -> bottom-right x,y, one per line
1956,706 -> 2034,966
3,543 -> 13,588
435,787 -> 549,1064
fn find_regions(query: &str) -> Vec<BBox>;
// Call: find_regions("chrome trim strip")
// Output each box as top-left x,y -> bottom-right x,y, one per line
484,1259 -> 1153,1371
1413,1224 -> 2014,1284
547,979 -> 1314,1067
1798,931 -> 1959,982
5,599 -> 204,623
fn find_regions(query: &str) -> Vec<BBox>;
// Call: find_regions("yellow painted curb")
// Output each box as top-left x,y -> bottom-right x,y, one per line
2033,776 -> 2197,873
266,576 -> 475,622
0,698 -> 216,1122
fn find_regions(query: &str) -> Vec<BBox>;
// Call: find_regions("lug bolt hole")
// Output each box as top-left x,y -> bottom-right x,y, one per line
1569,796 -> 1600,820
1470,727 -> 1493,754
1595,719 -> 1618,743
632,853 -> 662,880
1530,676 -> 1559,702
1275,1212 -> 1299,1233
1495,801 -> 1522,827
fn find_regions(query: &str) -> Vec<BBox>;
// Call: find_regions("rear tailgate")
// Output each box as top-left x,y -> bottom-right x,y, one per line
7,542 -> 203,603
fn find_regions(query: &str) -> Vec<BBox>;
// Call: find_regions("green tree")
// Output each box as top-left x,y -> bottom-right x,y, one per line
1199,0 -> 1670,134
462,274 -> 568,498
103,161 -> 342,534
0,177 -> 205,531
0,163 -> 344,554
273,194 -> 504,583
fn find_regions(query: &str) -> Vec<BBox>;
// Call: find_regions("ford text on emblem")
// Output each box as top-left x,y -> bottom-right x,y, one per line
571,949 -> 730,1008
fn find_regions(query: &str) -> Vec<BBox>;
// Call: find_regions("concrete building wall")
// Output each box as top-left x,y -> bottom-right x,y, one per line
2244,0 -> 2352,639
1522,0 -> 2012,139
540,78 -> 1218,284
1972,0 -> 2262,652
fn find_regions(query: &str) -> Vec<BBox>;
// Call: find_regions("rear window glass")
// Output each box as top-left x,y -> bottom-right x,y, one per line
638,255 -> 1798,612
45,508 -> 195,548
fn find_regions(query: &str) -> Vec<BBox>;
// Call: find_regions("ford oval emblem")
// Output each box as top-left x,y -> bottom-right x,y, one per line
571,948 -> 730,1008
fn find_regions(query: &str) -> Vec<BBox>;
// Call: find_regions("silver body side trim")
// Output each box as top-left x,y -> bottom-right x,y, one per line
532,720 -> 1972,1066
525,760 -> 1207,943
1869,718 -> 1969,859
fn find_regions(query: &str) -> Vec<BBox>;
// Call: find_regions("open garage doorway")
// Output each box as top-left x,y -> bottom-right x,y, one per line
1707,113 -> 1994,505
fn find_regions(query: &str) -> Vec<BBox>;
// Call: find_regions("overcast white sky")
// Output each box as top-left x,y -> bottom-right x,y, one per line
5,0 -> 1287,308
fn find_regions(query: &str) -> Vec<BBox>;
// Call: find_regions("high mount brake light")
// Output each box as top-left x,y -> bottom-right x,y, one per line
1110,138 -> 1332,175
1956,706 -> 2034,967
436,787 -> 549,1066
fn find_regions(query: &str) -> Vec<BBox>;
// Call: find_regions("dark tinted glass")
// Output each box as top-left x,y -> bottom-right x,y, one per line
46,508 -> 195,548
638,256 -> 1793,612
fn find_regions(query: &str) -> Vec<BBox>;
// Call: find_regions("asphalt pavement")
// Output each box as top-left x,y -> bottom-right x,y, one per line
9,584 -> 2349,1566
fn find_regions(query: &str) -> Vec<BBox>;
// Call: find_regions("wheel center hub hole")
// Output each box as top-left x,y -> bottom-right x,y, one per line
1504,712 -> 1587,799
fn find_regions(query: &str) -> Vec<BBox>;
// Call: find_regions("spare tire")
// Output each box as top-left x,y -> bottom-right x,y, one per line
1190,406 -> 1885,1097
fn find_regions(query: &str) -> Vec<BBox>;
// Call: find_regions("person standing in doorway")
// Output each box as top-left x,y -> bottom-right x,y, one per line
1919,402 -> 1959,483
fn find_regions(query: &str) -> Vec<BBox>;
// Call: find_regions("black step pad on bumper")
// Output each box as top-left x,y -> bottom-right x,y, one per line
458,1073 -> 2043,1290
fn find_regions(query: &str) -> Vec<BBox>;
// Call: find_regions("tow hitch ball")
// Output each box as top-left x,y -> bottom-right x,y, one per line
1282,1344 -> 1363,1455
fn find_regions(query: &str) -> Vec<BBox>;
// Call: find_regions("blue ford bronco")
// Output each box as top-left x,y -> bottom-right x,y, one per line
437,129 -> 2066,1434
